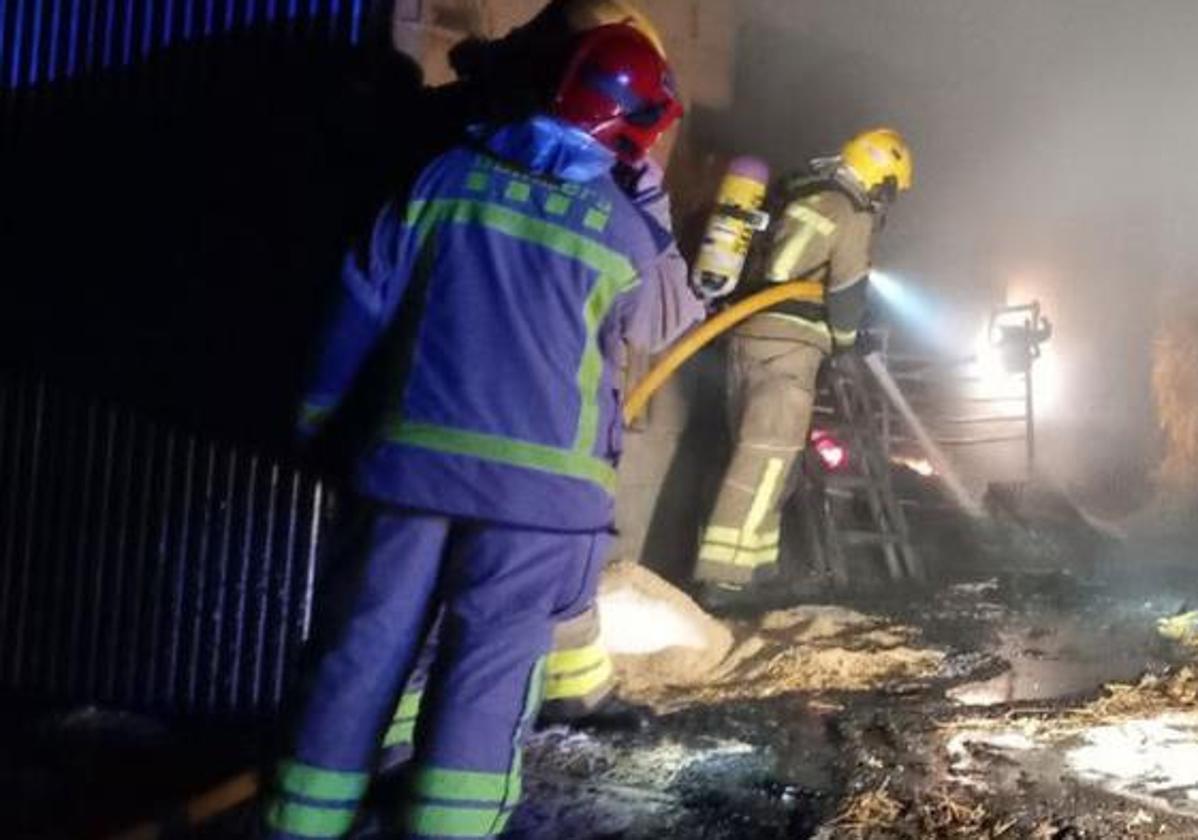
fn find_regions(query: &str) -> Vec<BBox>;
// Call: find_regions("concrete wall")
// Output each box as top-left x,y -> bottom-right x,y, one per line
388,0 -> 735,171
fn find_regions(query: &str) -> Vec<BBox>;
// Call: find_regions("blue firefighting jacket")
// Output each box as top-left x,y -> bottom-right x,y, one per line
300,116 -> 702,530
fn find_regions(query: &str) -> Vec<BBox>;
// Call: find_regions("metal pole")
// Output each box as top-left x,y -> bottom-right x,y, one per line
1025,346 -> 1035,478
862,352 -> 984,517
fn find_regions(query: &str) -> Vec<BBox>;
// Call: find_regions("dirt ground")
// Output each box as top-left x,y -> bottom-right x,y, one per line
496,493 -> 1198,840
8,499 -> 1198,840
503,559 -> 1198,840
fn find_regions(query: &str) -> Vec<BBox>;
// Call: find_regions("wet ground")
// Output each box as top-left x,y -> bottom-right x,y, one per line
500,553 -> 1198,839
6,515 -> 1198,839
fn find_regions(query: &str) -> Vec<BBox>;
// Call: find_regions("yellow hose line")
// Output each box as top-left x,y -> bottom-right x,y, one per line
110,772 -> 260,840
623,280 -> 825,424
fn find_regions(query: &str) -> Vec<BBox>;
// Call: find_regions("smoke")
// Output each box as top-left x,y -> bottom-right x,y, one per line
690,0 -> 1198,507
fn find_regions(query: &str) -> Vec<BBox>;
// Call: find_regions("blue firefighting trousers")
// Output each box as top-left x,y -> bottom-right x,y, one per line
264,508 -> 607,840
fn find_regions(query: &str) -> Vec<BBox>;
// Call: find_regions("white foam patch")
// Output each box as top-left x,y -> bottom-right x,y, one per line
1066,716 -> 1198,805
597,587 -> 710,655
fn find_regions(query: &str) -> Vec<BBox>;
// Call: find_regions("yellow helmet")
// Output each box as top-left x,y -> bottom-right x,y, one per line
563,0 -> 667,57
841,127 -> 913,193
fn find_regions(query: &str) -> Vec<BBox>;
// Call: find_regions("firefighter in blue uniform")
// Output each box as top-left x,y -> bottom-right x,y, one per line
349,0 -> 684,740
264,24 -> 700,840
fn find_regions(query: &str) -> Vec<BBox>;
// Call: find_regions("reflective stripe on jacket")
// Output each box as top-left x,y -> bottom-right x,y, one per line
300,117 -> 703,529
738,185 -> 873,349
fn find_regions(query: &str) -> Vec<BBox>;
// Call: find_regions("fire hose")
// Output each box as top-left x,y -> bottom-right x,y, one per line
623,280 -> 825,424
624,281 -> 983,517
108,281 -> 827,839
111,282 -> 981,839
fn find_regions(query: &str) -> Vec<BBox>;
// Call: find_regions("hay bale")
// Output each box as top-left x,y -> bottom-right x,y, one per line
1153,305 -> 1198,493
597,563 -> 735,694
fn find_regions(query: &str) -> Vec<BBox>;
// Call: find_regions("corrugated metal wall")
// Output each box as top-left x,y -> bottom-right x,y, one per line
0,371 -> 327,717
0,0 -> 368,90
0,1 -> 383,717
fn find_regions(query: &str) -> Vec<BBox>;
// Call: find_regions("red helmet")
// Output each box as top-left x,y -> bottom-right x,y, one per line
552,24 -> 684,165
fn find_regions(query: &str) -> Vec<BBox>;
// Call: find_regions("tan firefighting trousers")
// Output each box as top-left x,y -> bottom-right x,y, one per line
695,315 -> 829,587
541,605 -> 613,715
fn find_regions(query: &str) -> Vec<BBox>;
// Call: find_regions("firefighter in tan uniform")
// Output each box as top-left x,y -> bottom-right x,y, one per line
695,128 -> 914,610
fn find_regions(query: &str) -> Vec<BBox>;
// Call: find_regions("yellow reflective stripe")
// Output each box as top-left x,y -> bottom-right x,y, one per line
703,525 -> 742,544
697,542 -> 780,568
768,227 -> 818,281
702,525 -> 781,550
546,643 -> 609,677
543,655 -> 613,702
767,203 -> 837,281
832,327 -> 858,346
756,312 -> 833,343
743,458 -> 784,544
786,203 -> 838,236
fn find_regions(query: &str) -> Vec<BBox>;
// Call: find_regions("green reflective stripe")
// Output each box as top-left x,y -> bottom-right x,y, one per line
403,805 -> 510,838
277,760 -> 369,802
402,198 -> 638,465
393,690 -> 423,721
544,193 -> 571,215
573,272 -> 632,452
266,799 -> 356,838
405,199 -> 635,293
384,690 -> 422,748
504,180 -> 531,203
583,208 -> 610,232
411,768 -> 513,804
389,421 -> 617,492
465,171 -> 489,192
300,402 -> 333,427
502,656 -> 546,807
383,720 -> 415,749
521,656 -> 547,727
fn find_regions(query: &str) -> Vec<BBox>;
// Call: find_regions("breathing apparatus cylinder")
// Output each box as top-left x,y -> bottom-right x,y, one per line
691,156 -> 771,299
